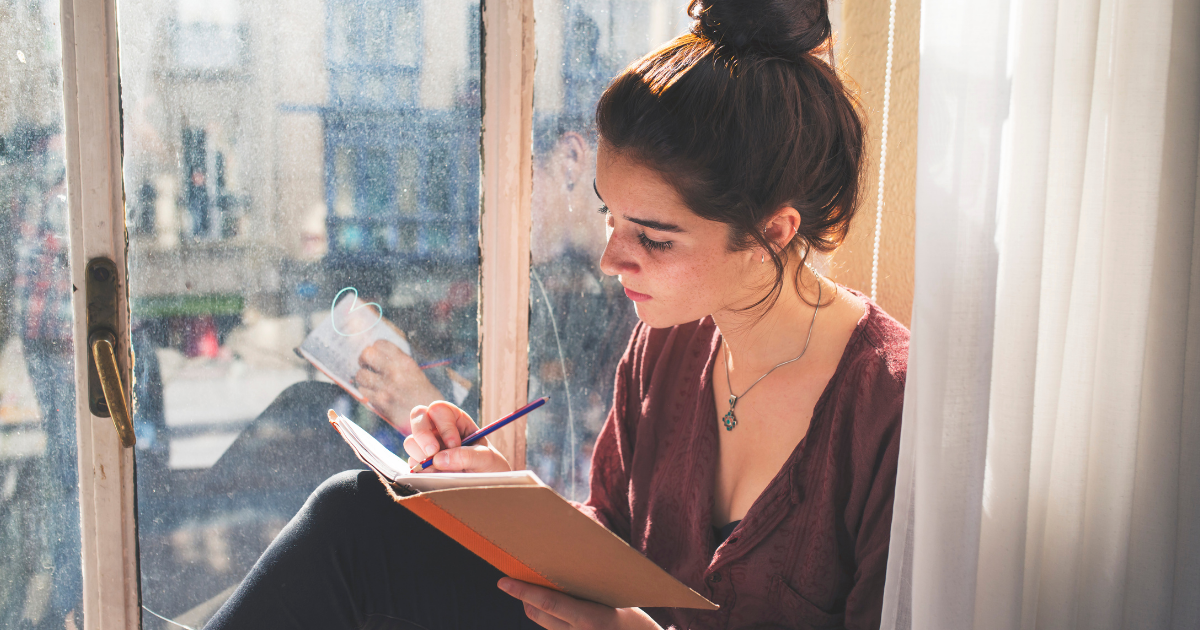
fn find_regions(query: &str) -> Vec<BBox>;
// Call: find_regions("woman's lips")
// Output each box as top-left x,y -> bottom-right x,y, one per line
623,287 -> 652,302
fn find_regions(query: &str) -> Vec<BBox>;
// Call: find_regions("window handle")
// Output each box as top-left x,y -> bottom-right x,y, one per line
85,257 -> 135,448
90,331 -> 135,448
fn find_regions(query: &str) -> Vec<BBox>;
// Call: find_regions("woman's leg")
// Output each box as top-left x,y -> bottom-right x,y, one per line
204,470 -> 535,630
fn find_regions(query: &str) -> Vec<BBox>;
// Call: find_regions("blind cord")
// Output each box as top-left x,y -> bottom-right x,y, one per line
871,0 -> 898,302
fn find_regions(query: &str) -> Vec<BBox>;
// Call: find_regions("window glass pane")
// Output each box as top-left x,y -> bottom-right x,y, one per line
526,0 -> 690,500
117,0 -> 481,624
0,0 -> 84,627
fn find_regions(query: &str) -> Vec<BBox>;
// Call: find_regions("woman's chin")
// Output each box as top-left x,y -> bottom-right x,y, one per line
631,303 -> 697,329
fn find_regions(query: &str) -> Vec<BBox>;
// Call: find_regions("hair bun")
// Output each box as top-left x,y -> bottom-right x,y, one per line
689,0 -> 830,63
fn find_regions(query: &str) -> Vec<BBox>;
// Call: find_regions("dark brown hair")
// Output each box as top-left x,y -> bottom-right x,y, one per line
595,0 -> 865,312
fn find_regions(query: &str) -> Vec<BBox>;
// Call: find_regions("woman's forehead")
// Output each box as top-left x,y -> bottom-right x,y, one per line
595,149 -> 686,210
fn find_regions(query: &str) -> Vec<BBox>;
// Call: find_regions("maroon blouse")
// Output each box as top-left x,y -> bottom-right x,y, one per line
576,294 -> 908,630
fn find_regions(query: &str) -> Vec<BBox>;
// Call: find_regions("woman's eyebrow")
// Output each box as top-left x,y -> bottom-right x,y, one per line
593,179 -> 686,233
625,216 -> 685,233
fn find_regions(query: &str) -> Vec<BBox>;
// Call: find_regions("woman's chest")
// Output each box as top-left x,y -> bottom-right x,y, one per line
625,374 -> 858,628
709,368 -> 830,524
634,467 -> 854,630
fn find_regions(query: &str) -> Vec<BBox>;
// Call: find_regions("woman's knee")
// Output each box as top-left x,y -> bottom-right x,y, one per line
299,469 -> 385,526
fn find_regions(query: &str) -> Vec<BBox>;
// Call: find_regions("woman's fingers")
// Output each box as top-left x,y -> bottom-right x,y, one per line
498,579 -> 578,629
424,401 -> 478,450
407,401 -> 490,468
430,445 -> 510,473
498,579 -> 664,630
523,603 -> 573,630
407,407 -> 443,458
496,578 -> 571,624
402,435 -> 424,463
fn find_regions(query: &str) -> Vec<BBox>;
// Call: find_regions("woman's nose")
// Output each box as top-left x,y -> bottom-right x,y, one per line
599,232 -> 640,277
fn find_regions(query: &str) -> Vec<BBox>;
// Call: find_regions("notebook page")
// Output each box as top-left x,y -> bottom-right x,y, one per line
327,411 -> 543,493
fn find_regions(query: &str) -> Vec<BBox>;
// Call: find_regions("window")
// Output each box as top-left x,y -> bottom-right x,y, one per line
117,0 -> 482,622
0,0 -> 83,625
525,0 -> 690,499
0,0 -> 739,626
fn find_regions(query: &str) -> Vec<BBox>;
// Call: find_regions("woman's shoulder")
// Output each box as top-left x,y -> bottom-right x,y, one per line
819,289 -> 908,476
840,286 -> 910,387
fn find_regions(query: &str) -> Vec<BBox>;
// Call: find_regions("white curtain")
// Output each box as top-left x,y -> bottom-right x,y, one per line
881,0 -> 1200,627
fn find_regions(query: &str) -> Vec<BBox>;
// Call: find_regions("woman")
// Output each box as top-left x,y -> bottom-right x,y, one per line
206,0 -> 906,628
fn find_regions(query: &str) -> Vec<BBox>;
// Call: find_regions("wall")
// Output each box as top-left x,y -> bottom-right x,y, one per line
830,0 -> 920,327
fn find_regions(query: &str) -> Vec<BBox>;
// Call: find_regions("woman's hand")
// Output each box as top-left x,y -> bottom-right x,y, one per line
498,579 -> 664,630
402,401 -> 512,473
355,340 -> 443,433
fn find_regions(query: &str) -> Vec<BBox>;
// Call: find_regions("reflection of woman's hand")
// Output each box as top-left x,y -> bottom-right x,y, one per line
402,401 -> 512,473
355,340 -> 443,434
497,579 -> 664,630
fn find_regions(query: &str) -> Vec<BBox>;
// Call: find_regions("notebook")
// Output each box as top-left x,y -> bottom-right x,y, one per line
327,410 -> 718,611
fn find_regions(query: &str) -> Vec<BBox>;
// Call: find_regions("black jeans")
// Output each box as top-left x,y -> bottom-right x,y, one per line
205,470 -> 539,630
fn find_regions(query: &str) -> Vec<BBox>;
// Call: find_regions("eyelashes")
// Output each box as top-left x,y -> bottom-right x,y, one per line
637,232 -> 672,252
598,205 -> 673,252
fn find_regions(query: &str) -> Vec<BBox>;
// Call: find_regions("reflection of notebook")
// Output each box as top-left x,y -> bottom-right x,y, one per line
296,292 -> 413,423
328,410 -> 718,611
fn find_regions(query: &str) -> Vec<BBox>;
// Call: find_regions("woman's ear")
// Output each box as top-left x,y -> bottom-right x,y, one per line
763,207 -> 802,251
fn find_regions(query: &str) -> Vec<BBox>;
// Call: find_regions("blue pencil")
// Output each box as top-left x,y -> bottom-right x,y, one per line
410,396 -> 549,472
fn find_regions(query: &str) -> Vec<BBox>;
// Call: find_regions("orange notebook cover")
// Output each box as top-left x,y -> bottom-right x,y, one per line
328,411 -> 717,611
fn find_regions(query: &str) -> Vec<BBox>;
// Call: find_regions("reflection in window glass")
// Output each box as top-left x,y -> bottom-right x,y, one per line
526,0 -> 690,500
0,0 -> 83,627
118,0 -> 481,624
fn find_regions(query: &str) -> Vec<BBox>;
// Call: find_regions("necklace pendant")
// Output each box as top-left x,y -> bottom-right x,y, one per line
722,408 -> 738,431
722,395 -> 738,431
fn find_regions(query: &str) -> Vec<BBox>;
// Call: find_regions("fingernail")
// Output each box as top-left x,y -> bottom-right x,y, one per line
497,578 -> 512,592
424,444 -> 437,457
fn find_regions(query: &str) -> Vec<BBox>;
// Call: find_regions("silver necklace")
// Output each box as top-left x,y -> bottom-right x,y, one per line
720,278 -> 823,431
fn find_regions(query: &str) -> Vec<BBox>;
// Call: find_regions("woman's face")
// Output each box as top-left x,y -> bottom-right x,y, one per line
596,145 -> 760,328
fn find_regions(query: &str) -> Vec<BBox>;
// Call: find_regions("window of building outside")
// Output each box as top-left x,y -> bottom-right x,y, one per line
117,0 -> 482,624
525,0 -> 691,501
0,0 -> 84,627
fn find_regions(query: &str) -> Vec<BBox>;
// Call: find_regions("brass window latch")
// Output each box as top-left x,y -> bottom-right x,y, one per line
85,257 -> 135,448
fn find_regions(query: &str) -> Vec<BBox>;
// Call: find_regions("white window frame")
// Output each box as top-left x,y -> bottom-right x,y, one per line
60,0 -> 537,627
478,0 -> 535,472
60,0 -> 139,627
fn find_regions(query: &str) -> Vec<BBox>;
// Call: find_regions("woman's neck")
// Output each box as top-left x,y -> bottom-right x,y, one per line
712,265 -> 827,377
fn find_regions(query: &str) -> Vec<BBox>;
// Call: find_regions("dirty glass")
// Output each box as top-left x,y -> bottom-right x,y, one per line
116,0 -> 482,624
526,0 -> 690,500
0,0 -> 84,627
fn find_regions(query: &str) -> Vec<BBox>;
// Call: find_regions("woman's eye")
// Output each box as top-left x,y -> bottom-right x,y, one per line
637,231 -> 672,252
597,205 -> 610,215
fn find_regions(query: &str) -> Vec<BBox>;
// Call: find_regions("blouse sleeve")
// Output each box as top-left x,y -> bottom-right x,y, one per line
571,323 -> 645,543
843,369 -> 905,629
